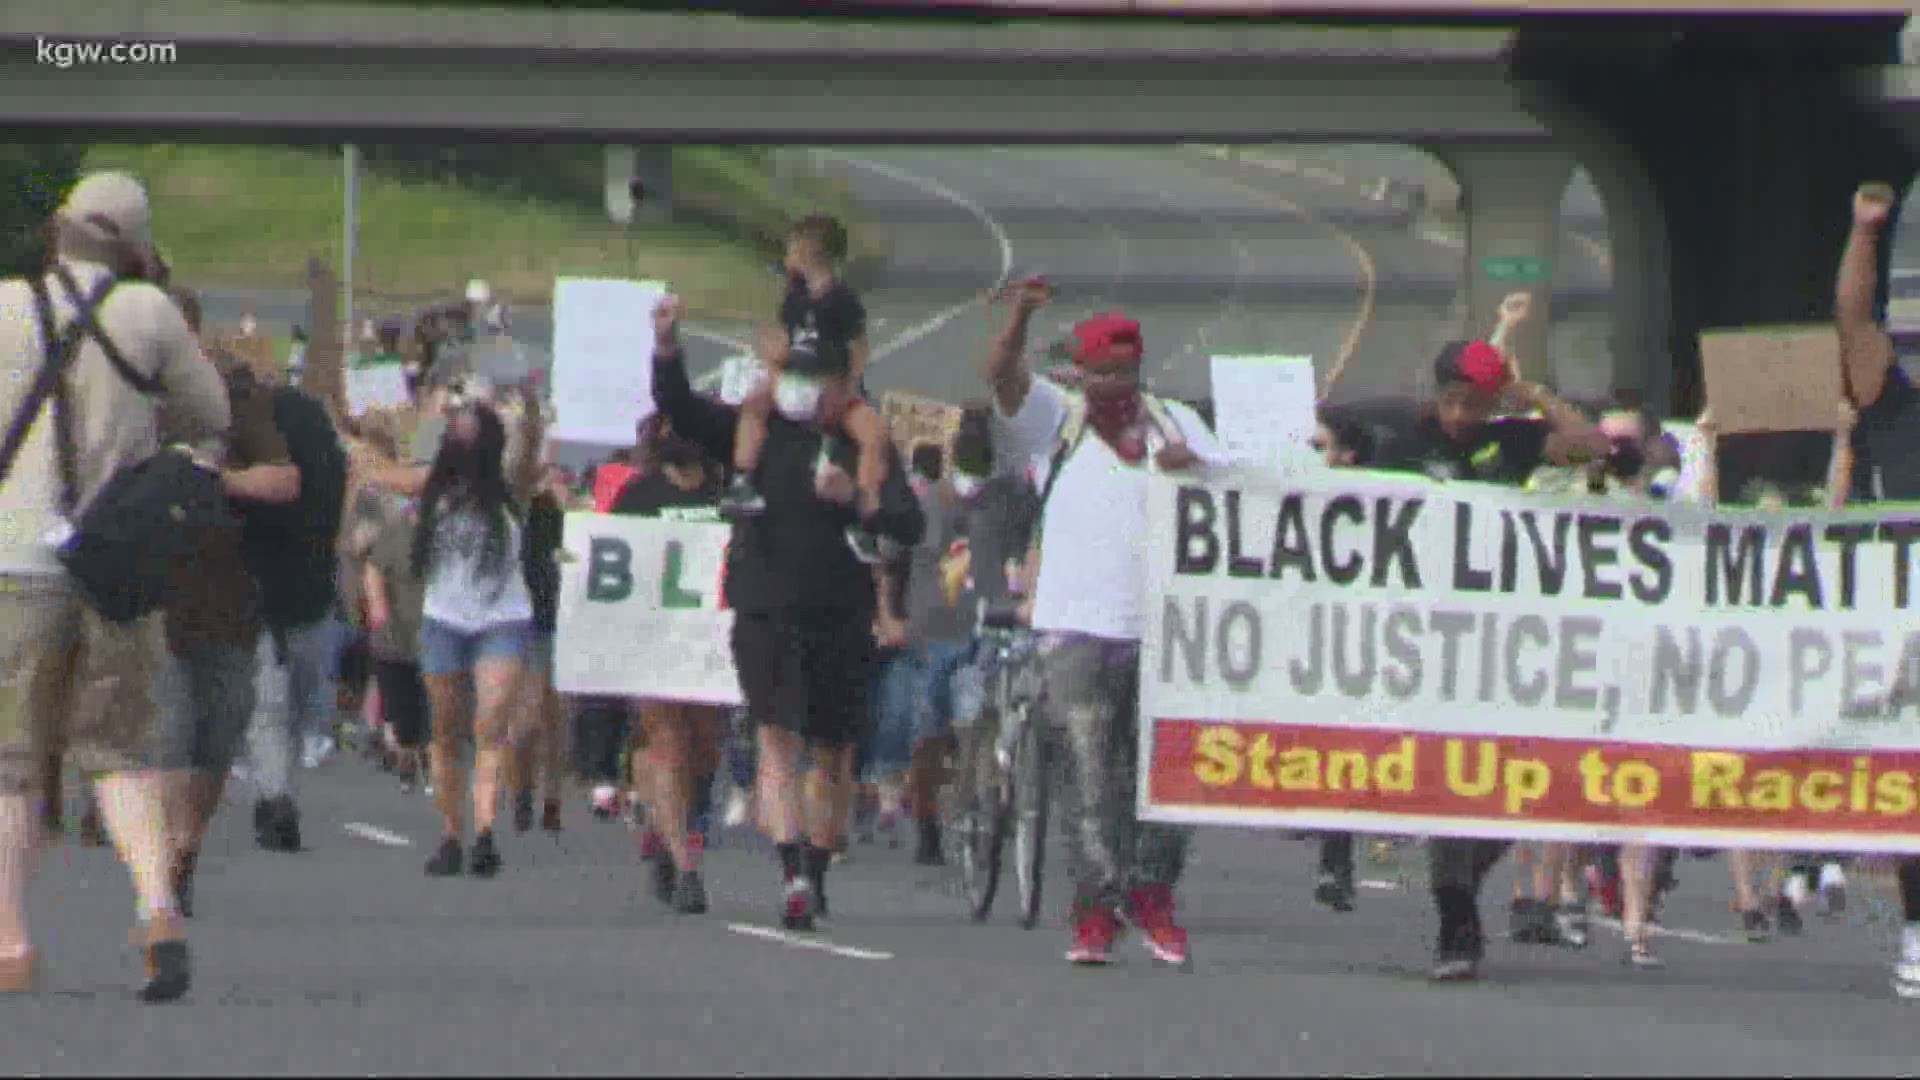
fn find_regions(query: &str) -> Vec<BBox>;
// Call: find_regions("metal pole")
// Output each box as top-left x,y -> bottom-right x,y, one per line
343,143 -> 359,364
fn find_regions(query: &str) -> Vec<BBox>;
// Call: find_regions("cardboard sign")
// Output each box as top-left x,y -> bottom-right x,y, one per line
1208,354 -> 1317,468
880,390 -> 961,460
206,326 -> 278,382
1698,325 -> 1845,434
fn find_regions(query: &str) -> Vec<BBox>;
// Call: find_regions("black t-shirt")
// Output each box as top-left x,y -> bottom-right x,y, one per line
1852,365 -> 1920,502
1373,410 -> 1550,488
780,277 -> 866,379
611,469 -> 724,520
241,387 -> 348,632
522,494 -> 564,634
649,353 -> 924,618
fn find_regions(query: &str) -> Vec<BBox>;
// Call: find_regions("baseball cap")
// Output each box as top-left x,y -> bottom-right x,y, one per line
1432,339 -> 1509,392
1071,312 -> 1143,365
58,171 -> 152,246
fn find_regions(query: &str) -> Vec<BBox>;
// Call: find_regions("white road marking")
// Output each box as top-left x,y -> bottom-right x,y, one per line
1358,879 -> 1405,891
816,151 -> 1015,364
1592,914 -> 1743,947
343,822 -> 412,848
726,922 -> 894,961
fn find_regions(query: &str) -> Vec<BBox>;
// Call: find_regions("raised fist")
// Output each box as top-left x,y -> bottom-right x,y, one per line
1498,291 -> 1532,326
652,294 -> 683,348
1855,182 -> 1896,229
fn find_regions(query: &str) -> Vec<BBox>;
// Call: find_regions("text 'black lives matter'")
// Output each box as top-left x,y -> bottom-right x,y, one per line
1451,503 -> 1673,606
1174,486 -> 1423,591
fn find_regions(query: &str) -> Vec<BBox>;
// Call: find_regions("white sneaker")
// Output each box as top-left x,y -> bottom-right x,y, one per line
1784,872 -> 1813,911
722,790 -> 751,830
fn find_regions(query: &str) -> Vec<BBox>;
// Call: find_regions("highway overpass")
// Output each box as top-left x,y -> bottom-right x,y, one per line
4,0 -> 1917,416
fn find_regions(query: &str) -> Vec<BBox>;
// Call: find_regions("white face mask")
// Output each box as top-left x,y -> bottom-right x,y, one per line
774,378 -> 824,421
951,474 -> 984,499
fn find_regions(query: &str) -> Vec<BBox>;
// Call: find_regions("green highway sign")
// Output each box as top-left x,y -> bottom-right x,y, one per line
1481,255 -> 1550,283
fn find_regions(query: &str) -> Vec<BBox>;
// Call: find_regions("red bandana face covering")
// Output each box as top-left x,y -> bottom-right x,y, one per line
1084,378 -> 1145,462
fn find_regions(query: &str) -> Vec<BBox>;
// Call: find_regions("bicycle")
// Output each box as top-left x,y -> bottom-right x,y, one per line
952,605 -> 1050,930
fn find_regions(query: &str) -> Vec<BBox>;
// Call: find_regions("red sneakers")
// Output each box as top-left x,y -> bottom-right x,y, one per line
1125,884 -> 1192,969
1067,900 -> 1120,965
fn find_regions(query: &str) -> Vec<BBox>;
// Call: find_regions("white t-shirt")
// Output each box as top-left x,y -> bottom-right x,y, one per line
421,503 -> 535,633
994,379 -> 1227,642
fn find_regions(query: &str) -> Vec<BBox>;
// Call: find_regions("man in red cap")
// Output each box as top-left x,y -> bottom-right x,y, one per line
1366,295 -> 1607,982
979,278 -> 1226,970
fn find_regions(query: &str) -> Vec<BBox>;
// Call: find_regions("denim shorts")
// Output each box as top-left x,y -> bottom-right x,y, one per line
863,639 -> 973,779
525,631 -> 555,680
418,619 -> 534,677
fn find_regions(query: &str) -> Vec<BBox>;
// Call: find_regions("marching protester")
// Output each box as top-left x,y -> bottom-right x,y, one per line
156,286 -> 300,918
363,484 -> 433,795
979,278 -> 1226,969
651,292 -> 924,931
863,443 -> 969,867
0,172 -> 230,1000
1369,294 -> 1606,982
1304,411 -> 1376,915
720,215 -> 896,563
411,395 -> 542,878
508,460 -> 569,836
1829,180 -> 1920,998
610,416 -> 728,912
239,338 -> 348,855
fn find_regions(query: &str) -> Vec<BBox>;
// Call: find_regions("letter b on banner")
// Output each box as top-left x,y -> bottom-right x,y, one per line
587,538 -> 634,602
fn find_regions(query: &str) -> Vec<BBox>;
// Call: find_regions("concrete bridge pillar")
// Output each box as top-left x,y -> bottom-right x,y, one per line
1435,144 -> 1577,391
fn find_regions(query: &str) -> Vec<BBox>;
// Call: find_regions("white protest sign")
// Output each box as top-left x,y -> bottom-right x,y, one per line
551,278 -> 662,446
553,512 -> 740,706
716,354 -> 764,406
1208,355 -> 1318,468
346,362 -> 411,415
1138,465 -> 1920,852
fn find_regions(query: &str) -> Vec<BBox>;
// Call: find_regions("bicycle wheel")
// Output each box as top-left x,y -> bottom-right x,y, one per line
954,725 -> 1010,922
1012,711 -> 1050,931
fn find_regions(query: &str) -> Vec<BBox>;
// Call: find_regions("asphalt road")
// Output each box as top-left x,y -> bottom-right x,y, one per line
16,755 -> 1920,1075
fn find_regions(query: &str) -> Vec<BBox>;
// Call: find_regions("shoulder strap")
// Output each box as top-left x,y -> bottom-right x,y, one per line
0,273 -> 118,506
52,264 -> 163,397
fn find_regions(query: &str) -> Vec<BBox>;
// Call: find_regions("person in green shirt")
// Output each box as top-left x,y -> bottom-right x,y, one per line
363,494 -> 432,793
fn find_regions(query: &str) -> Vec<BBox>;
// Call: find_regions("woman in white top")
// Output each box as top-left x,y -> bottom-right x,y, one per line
411,404 -> 535,879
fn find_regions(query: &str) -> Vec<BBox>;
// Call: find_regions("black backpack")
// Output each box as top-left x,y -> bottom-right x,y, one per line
0,267 -> 235,624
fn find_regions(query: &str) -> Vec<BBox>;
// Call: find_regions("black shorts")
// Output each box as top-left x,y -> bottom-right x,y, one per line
730,610 -> 873,749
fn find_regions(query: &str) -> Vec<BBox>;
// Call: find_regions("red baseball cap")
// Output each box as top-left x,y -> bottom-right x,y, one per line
1071,312 -> 1143,366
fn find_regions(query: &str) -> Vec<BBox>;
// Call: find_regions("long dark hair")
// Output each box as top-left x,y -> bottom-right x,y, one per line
410,404 -> 519,588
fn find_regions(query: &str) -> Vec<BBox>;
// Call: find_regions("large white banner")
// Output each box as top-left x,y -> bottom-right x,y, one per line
553,512 -> 740,706
550,277 -> 662,446
1139,465 -> 1920,851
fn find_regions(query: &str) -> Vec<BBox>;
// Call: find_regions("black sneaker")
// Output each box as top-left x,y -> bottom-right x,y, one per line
652,852 -> 678,905
1776,895 -> 1804,937
254,796 -> 302,854
469,830 -> 502,878
541,798 -> 563,834
1509,897 -> 1543,943
673,869 -> 709,914
718,476 -> 767,521
512,789 -> 535,834
1741,907 -> 1772,942
1313,871 -> 1356,914
79,807 -> 110,849
425,836 -> 464,877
